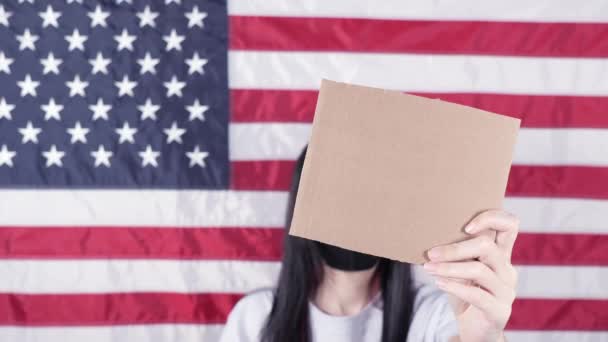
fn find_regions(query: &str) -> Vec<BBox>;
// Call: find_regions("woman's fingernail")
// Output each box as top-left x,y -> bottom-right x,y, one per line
465,224 -> 475,233
427,248 -> 441,260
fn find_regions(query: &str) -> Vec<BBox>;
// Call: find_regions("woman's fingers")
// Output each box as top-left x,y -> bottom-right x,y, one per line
435,278 -> 511,327
428,234 -> 516,285
464,209 -> 520,259
425,261 -> 516,303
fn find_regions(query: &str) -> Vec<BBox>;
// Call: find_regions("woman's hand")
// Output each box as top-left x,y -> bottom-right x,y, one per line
424,209 -> 519,342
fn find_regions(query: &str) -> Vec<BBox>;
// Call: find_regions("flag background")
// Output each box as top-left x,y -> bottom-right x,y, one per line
1,0 -> 608,341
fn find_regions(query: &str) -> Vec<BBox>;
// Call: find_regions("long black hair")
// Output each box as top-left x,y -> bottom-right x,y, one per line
261,147 -> 414,342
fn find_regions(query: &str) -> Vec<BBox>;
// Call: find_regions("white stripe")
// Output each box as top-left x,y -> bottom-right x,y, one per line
229,123 -> 310,161
0,192 -> 607,235
1,325 -> 605,342
0,190 -> 287,227
0,324 -> 224,342
230,123 -> 608,166
1,260 -> 605,298
505,331 -> 608,342
229,51 -> 608,96
515,129 -> 608,166
0,260 -> 279,294
504,197 -> 608,234
516,265 -> 608,299
229,0 -> 608,23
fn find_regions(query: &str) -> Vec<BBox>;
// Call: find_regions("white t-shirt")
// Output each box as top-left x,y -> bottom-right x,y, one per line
219,281 -> 458,342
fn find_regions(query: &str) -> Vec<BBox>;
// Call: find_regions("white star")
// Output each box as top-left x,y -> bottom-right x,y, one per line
0,5 -> 12,27
186,99 -> 208,121
136,6 -> 158,28
41,98 -> 63,121
139,145 -> 160,167
115,122 -> 137,144
17,74 -> 40,97
185,6 -> 207,28
88,5 -> 109,28
138,98 -> 160,120
16,29 -> 39,51
165,0 -> 181,4
42,145 -> 65,168
65,29 -> 87,51
39,5 -> 61,28
89,98 -> 112,121
66,75 -> 88,97
163,121 -> 186,144
66,0 -> 83,3
163,76 -> 186,98
163,30 -> 185,51
40,52 -> 62,75
115,75 -> 137,97
0,52 -> 12,74
18,0 -> 35,3
0,97 -> 14,120
186,146 -> 209,168
90,145 -> 113,167
114,29 -> 136,51
19,121 -> 42,144
0,145 -> 16,167
115,0 -> 132,4
137,52 -> 159,75
89,52 -> 111,75
66,121 -> 89,144
185,52 -> 208,75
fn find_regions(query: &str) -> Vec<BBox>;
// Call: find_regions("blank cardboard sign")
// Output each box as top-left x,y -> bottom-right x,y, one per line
289,80 -> 520,264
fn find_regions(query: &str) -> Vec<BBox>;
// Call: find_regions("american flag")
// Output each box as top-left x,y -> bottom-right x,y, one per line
0,0 -> 606,341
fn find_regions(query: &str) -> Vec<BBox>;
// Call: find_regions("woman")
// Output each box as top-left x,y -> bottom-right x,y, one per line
220,148 -> 519,342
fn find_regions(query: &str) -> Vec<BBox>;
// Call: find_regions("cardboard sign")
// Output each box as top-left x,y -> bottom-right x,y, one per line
289,80 -> 520,264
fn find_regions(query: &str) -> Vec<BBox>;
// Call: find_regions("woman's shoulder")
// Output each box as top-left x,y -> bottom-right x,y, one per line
219,289 -> 275,342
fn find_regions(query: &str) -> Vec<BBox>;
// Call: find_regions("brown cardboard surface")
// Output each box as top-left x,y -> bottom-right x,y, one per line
289,79 -> 520,264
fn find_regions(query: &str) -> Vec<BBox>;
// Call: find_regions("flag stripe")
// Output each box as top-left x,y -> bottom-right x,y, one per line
0,190 -> 288,227
228,0 -> 608,23
0,227 -> 284,261
231,89 -> 608,129
0,325 -> 226,342
509,299 -> 608,330
0,260 -> 605,299
231,16 -> 608,58
0,191 -> 606,234
1,227 -> 606,266
1,293 -> 606,331
0,260 -> 279,294
230,123 -> 608,166
232,160 -> 608,200
505,331 -> 608,342
3,327 -> 605,342
512,233 -> 608,266
229,51 -> 608,95
507,166 -> 608,200
0,293 -> 240,326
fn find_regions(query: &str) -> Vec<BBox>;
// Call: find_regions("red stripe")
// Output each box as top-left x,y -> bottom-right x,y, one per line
2,228 -> 606,266
508,299 -> 608,330
507,165 -> 608,200
2,293 -> 606,330
232,160 -> 608,200
0,227 -> 283,260
231,160 -> 296,191
512,233 -> 608,266
231,89 -> 608,128
230,16 -> 608,57
0,293 -> 241,326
